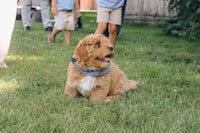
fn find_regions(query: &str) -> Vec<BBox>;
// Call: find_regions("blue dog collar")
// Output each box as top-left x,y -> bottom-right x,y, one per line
77,66 -> 110,76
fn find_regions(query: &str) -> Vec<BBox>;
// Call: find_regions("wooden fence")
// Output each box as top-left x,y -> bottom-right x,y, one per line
17,0 -> 174,23
124,0 -> 174,23
79,0 -> 174,23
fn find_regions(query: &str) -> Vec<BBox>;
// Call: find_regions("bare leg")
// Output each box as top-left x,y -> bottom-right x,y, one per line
95,22 -> 107,34
48,28 -> 61,43
64,30 -> 71,45
108,23 -> 117,47
95,22 -> 117,47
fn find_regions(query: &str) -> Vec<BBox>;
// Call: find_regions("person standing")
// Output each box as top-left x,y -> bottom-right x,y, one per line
104,0 -> 127,37
48,0 -> 76,45
95,0 -> 125,47
21,0 -> 53,32
0,0 -> 17,68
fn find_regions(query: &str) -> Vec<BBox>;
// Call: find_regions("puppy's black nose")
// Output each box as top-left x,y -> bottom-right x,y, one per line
109,46 -> 113,51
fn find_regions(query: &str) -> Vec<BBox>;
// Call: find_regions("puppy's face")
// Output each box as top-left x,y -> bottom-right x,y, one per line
73,34 -> 114,70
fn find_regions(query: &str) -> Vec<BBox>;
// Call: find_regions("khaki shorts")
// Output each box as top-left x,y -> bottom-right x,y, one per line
97,6 -> 122,25
54,10 -> 75,31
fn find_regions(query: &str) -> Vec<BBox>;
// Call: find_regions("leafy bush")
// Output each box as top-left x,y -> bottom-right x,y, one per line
157,0 -> 200,40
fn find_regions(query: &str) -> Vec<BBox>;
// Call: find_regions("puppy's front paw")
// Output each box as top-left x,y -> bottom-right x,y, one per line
65,87 -> 78,99
104,98 -> 112,102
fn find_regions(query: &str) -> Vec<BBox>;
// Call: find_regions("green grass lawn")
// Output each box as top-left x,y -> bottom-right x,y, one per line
1,12 -> 200,133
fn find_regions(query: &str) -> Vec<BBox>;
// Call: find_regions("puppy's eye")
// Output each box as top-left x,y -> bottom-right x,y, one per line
95,43 -> 100,48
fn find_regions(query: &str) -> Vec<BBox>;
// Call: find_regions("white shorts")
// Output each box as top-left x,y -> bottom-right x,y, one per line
54,10 -> 75,31
97,6 -> 122,25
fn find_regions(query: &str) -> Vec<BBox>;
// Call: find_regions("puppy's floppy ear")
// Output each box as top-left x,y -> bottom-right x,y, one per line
74,39 -> 90,61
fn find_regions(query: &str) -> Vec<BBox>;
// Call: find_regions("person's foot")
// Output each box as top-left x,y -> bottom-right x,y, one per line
48,34 -> 55,43
0,62 -> 8,69
45,27 -> 53,32
24,26 -> 31,31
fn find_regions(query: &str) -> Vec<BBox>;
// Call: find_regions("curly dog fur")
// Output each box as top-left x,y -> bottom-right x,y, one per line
65,34 -> 137,103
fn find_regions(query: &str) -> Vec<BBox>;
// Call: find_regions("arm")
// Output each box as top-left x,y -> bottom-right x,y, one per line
51,0 -> 58,16
75,0 -> 80,18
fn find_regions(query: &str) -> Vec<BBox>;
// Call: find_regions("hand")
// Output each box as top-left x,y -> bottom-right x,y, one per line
52,7 -> 58,16
76,10 -> 80,18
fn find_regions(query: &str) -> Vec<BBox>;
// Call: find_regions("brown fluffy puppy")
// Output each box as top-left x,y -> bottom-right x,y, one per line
65,34 -> 137,103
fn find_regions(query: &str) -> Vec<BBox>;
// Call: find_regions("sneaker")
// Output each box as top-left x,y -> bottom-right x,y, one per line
24,26 -> 31,31
45,27 -> 53,32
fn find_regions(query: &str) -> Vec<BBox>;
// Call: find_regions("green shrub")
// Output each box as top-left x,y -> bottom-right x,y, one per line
157,0 -> 200,40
